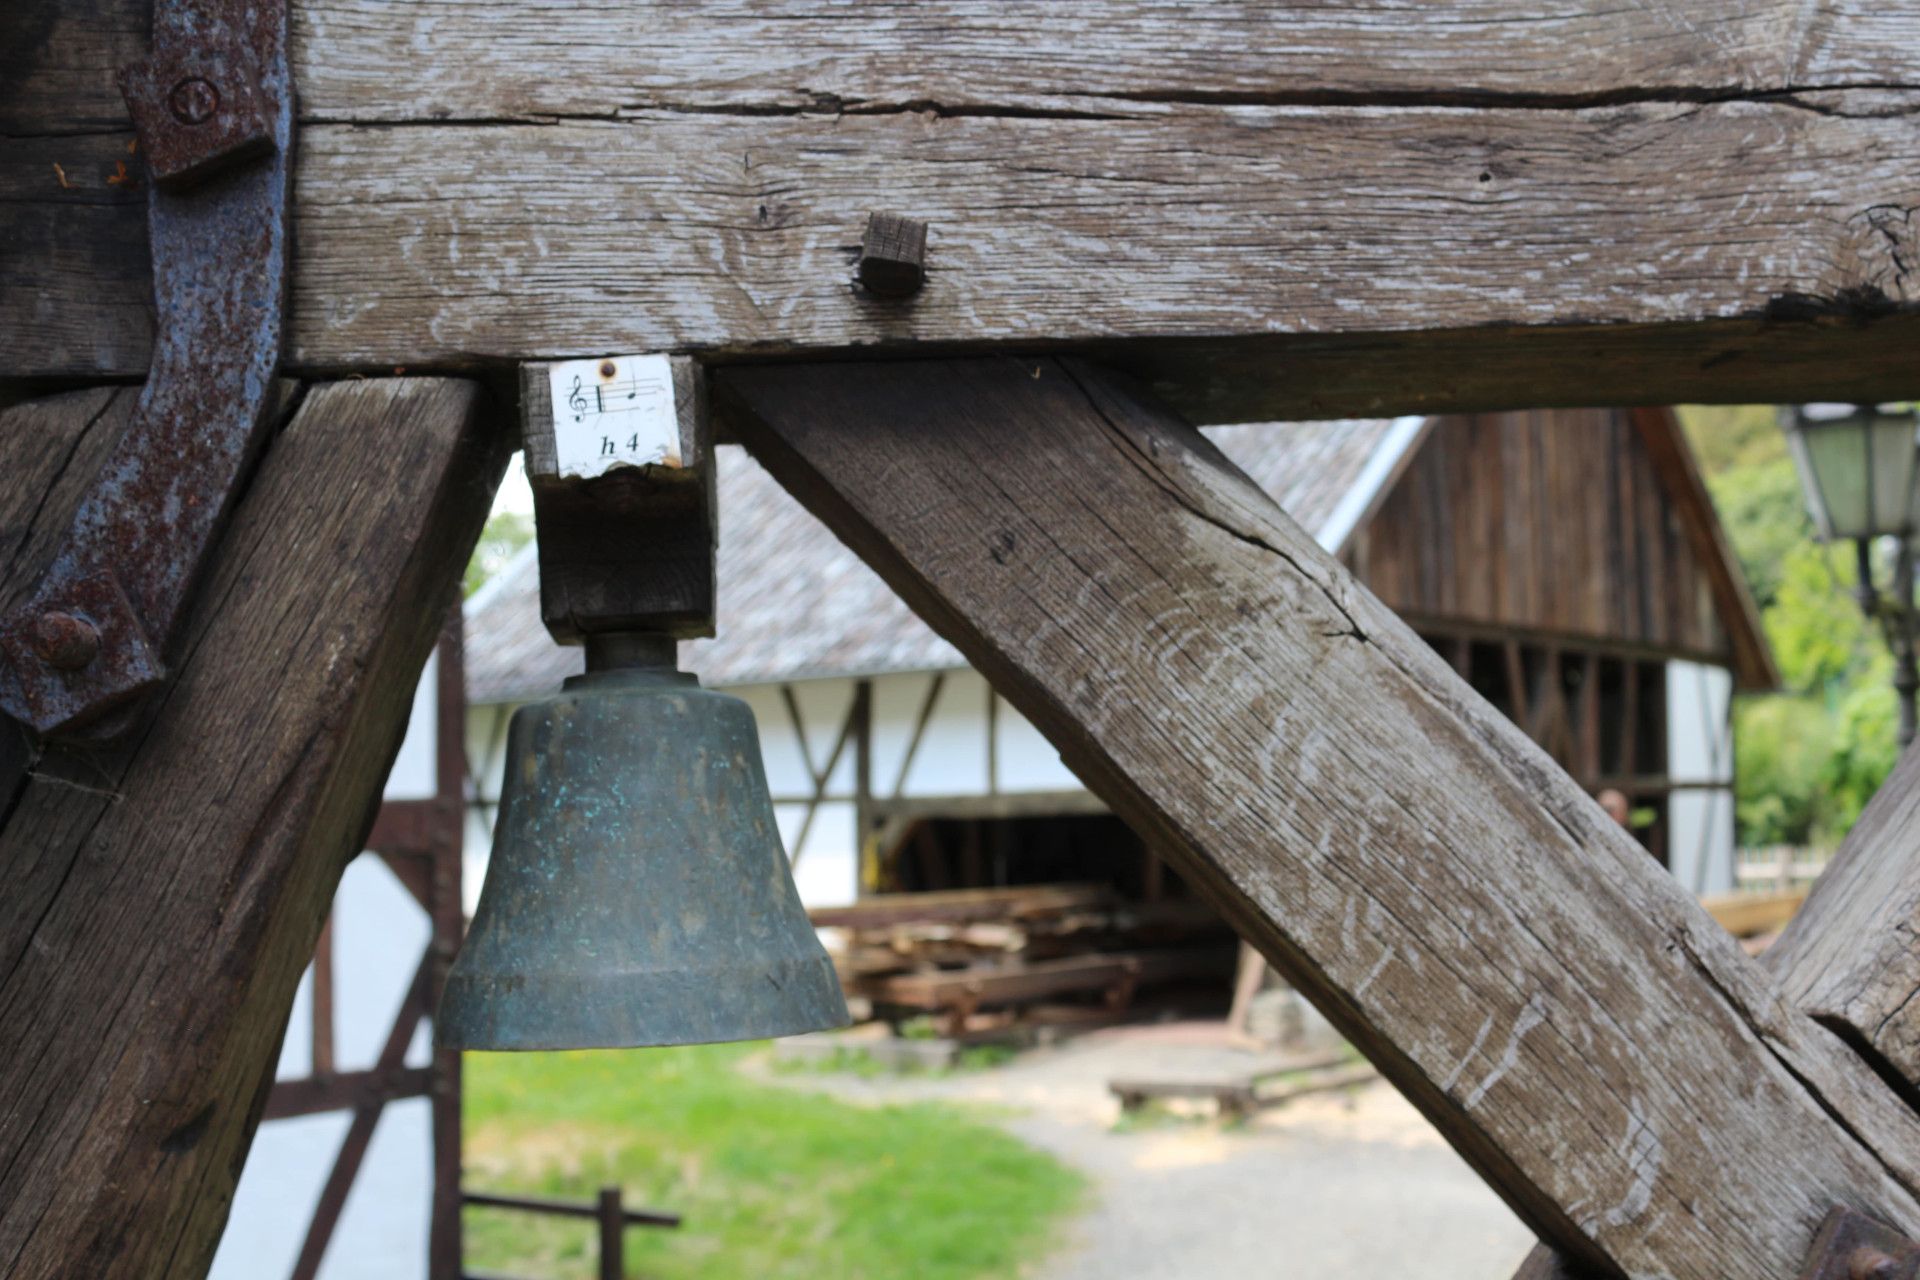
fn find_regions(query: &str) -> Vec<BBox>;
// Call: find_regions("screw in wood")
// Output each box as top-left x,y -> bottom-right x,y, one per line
167,77 -> 220,126
857,212 -> 928,298
32,611 -> 100,671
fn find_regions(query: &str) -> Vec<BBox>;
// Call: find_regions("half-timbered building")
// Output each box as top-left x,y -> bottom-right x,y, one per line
466,405 -> 1774,913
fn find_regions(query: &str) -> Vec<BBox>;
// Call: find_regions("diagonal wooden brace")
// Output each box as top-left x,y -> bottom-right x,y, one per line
716,355 -> 1920,1280
0,378 -> 506,1280
1515,744 -> 1920,1280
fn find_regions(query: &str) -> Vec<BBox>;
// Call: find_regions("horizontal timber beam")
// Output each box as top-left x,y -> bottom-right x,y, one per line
718,356 -> 1920,1280
11,1 -> 1920,130
6,0 -> 1919,410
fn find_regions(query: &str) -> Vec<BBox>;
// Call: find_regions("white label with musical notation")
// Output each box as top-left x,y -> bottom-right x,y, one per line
546,353 -> 681,478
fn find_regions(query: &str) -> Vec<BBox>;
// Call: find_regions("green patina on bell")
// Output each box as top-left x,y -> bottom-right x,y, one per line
439,634 -> 849,1050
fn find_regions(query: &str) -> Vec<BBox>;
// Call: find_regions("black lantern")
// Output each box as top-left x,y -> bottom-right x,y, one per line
1784,403 -> 1920,542
1782,403 -> 1920,750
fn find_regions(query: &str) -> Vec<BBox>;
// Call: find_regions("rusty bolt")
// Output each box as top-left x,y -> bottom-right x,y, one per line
167,77 -> 220,126
32,612 -> 100,672
1851,1247 -> 1901,1280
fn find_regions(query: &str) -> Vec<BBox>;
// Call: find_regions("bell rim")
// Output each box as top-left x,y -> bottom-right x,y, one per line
434,952 -> 851,1052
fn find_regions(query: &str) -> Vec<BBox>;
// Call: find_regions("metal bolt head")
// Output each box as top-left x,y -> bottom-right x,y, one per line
32,612 -> 100,672
167,76 -> 220,126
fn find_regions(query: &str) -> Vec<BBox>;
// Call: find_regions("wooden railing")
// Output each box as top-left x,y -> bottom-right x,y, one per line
461,1187 -> 680,1280
1735,845 -> 1837,891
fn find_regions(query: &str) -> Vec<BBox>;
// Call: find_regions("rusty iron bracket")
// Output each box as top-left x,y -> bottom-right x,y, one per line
0,0 -> 291,739
1799,1209 -> 1920,1280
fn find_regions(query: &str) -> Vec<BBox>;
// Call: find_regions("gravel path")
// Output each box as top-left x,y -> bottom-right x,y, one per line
756,1021 -> 1533,1279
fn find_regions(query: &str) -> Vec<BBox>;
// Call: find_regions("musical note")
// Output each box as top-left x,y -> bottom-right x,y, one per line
548,354 -> 681,479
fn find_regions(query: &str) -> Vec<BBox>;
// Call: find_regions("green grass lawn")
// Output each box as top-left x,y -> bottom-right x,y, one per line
462,1044 -> 1085,1280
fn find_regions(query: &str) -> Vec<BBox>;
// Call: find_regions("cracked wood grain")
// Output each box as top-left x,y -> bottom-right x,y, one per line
6,0 -> 1920,408
718,355 -> 1920,1280
1515,741 -> 1920,1279
7,98 -> 1919,411
1769,746 -> 1920,1088
12,0 -> 1920,132
0,378 -> 506,1280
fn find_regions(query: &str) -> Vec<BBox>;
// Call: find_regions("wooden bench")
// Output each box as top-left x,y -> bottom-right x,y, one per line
1110,1055 -> 1377,1122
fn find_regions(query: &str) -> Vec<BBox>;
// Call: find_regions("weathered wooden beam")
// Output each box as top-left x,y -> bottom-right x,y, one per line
0,378 -> 506,1280
1768,746 -> 1920,1086
1510,750 -> 1920,1279
7,0 -> 1919,411
14,0 -> 1920,131
717,356 -> 1920,1280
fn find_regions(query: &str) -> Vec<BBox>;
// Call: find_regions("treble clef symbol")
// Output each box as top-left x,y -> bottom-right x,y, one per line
568,375 -> 590,422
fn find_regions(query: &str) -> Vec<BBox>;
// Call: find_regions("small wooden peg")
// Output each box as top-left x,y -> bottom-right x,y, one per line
857,212 -> 928,298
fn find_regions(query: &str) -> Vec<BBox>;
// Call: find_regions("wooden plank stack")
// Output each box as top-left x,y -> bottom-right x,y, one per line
811,883 -> 1234,1037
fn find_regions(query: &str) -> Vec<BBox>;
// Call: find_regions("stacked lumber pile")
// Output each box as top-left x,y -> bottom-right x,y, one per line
810,883 -> 1234,1037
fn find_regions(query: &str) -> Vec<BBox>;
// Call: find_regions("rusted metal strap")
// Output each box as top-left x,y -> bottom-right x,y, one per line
1800,1209 -> 1920,1280
0,0 -> 291,739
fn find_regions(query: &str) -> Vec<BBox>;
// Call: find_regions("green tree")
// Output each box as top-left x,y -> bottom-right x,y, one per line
1704,458 -> 1809,612
1732,695 -> 1834,845
1677,404 -> 1787,473
1765,540 -> 1879,692
1821,668 -> 1899,837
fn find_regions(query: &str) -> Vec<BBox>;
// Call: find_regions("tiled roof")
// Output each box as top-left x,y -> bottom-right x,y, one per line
466,419 -> 1413,705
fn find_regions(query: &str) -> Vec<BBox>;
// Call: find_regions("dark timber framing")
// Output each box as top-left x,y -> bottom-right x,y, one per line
264,618 -> 469,1280
7,5 -> 1920,1279
0,379 -> 508,1280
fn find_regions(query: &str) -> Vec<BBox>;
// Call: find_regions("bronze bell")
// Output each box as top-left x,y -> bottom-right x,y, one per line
438,634 -> 849,1050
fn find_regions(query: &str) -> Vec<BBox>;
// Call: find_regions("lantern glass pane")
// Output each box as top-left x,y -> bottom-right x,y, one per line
1794,418 -> 1873,539
1868,415 -> 1920,537
1790,413 -> 1920,541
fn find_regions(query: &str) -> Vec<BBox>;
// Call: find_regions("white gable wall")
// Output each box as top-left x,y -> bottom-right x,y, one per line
1665,660 -> 1737,897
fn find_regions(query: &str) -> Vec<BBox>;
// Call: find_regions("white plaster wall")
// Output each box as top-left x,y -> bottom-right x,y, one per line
779,800 -> 859,907
384,651 -> 440,801
993,693 -> 1079,793
1666,661 -> 1737,896
735,683 -> 815,797
899,670 -> 991,796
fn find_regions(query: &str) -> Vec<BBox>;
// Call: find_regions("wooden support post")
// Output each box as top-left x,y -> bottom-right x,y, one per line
1225,941 -> 1267,1045
717,356 -> 1920,1280
311,918 -> 337,1078
0,378 -> 506,1280
597,1186 -> 624,1280
518,356 -> 713,643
